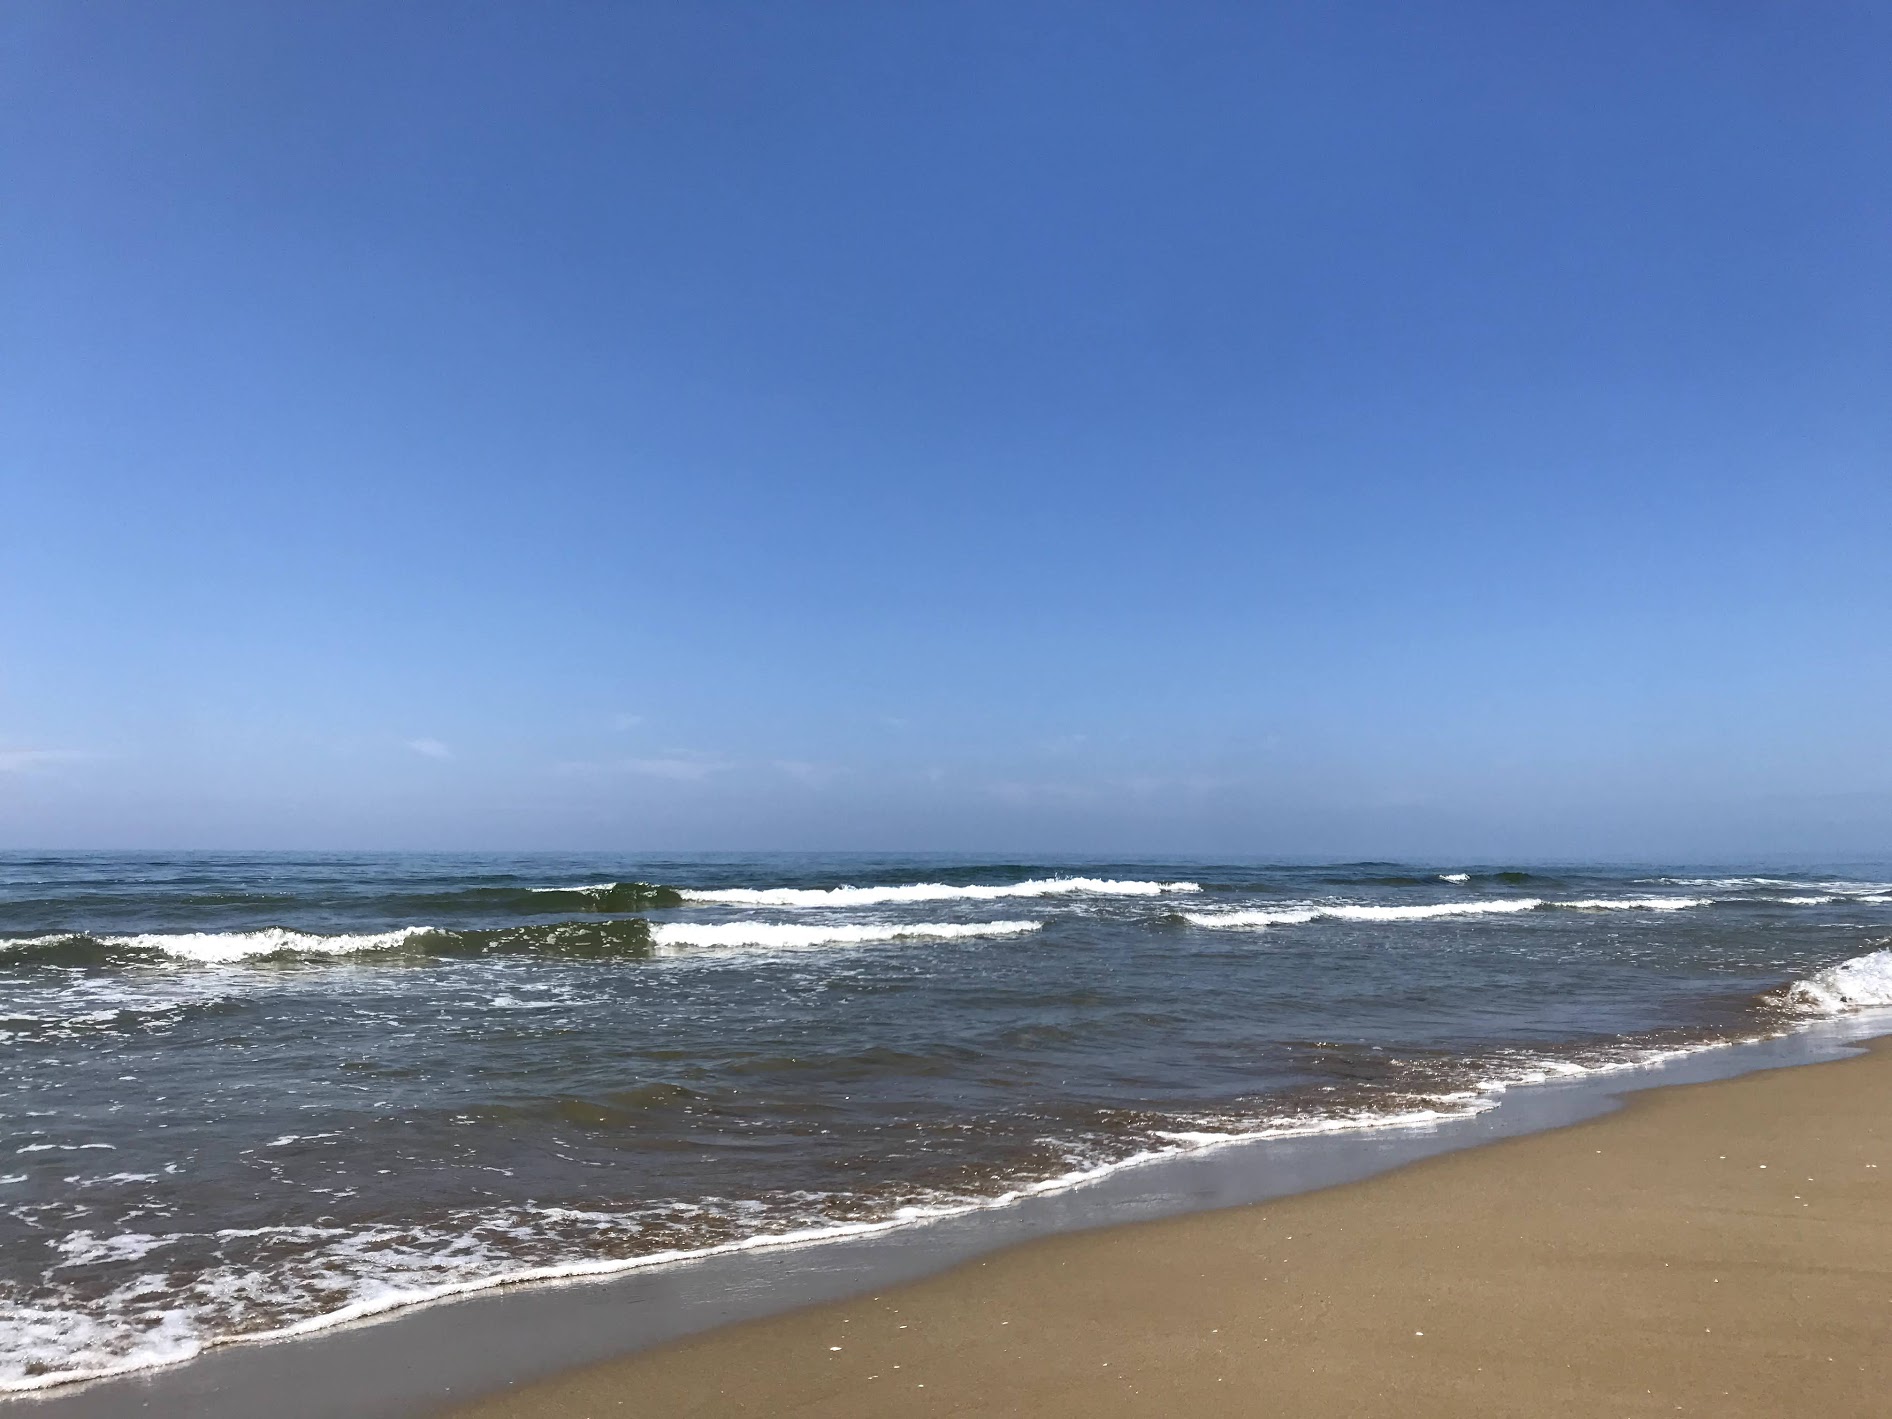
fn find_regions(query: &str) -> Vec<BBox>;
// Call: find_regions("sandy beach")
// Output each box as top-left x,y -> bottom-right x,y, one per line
446,1038 -> 1892,1418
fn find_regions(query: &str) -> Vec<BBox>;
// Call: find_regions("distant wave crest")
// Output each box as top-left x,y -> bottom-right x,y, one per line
1183,895 -> 1710,929
677,877 -> 1199,908
649,920 -> 1042,951
523,882 -> 683,910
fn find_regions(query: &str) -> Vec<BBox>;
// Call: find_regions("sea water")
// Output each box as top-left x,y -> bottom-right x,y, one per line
3,851 -> 1890,1390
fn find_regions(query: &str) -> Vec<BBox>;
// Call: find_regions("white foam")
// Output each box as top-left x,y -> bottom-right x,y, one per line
14,1143 -> 115,1154
1781,948 -> 1892,1014
1557,895 -> 1709,912
1181,907 -> 1323,928
1663,876 -> 1892,898
1439,873 -> 1471,883
1459,1037 -> 1744,1092
0,1300 -> 202,1394
647,920 -> 1042,952
1184,899 -> 1543,928
94,928 -> 432,964
54,1231 -> 176,1267
677,877 -> 1199,908
0,1095 -> 1492,1395
1184,895 -> 1712,929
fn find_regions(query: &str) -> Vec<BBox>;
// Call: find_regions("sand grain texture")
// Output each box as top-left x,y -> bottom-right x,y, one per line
445,1042 -> 1892,1417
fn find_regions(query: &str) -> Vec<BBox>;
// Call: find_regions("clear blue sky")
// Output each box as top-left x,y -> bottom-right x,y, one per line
3,2 -> 1888,856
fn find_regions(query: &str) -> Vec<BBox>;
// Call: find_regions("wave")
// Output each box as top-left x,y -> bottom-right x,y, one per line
520,882 -> 683,910
1182,895 -> 1711,928
361,882 -> 683,913
1330,869 -> 1557,889
0,928 -> 437,966
0,924 -> 652,967
1766,894 -> 1892,905
1556,895 -> 1709,912
675,877 -> 1199,908
0,884 -> 687,934
0,917 -> 1043,968
1657,876 -> 1892,898
94,927 -> 432,964
648,920 -> 1042,952
1776,947 -> 1892,1014
1184,900 -> 1541,928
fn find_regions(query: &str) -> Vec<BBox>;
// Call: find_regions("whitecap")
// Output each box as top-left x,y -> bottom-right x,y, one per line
1557,896 -> 1709,912
677,877 -> 1198,908
647,920 -> 1042,952
1184,899 -> 1543,928
1780,948 -> 1892,1014
96,927 -> 432,964
1183,895 -> 1713,930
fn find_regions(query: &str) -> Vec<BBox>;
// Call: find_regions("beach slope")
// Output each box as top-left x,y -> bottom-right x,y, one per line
446,1038 -> 1892,1418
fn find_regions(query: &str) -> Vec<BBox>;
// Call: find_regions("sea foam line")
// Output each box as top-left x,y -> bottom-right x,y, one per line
0,1096 -> 1564,1394
1182,895 -> 1710,928
648,920 -> 1042,952
675,877 -> 1200,908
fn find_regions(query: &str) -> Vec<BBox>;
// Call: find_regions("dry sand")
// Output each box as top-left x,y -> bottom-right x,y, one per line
445,1040 -> 1892,1417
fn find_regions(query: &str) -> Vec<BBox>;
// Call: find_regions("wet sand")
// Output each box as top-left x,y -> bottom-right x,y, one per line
445,1038 -> 1892,1418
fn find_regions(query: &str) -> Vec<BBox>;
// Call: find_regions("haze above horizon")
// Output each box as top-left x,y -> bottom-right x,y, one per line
4,2 -> 1888,856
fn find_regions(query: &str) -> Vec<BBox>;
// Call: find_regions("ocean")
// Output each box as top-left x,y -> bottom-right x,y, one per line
4,851 -> 1891,1392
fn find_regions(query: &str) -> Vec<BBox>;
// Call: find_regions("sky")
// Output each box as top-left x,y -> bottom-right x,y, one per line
2,1 -> 1889,857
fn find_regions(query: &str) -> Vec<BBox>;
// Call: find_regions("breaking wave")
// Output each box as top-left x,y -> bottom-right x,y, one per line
519,882 -> 683,910
1775,946 -> 1892,1015
676,877 -> 1199,908
1182,895 -> 1710,928
0,918 -> 1044,967
0,927 -> 437,967
648,920 -> 1043,952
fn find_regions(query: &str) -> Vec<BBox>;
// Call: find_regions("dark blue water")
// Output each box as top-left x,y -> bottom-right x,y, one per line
4,852 -> 1890,1391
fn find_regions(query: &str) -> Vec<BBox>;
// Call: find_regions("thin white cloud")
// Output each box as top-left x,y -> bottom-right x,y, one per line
985,779 -> 1098,807
981,773 -> 1238,807
0,748 -> 98,773
621,756 -> 729,781
556,753 -> 732,781
774,759 -> 840,787
406,738 -> 453,760
611,713 -> 645,732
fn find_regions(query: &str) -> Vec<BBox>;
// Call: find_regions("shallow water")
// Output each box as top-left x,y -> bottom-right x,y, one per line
4,852 -> 1890,1389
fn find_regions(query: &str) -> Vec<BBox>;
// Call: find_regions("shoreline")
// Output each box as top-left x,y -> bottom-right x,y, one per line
449,1023 -> 1892,1419
20,1011 -> 1892,1417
